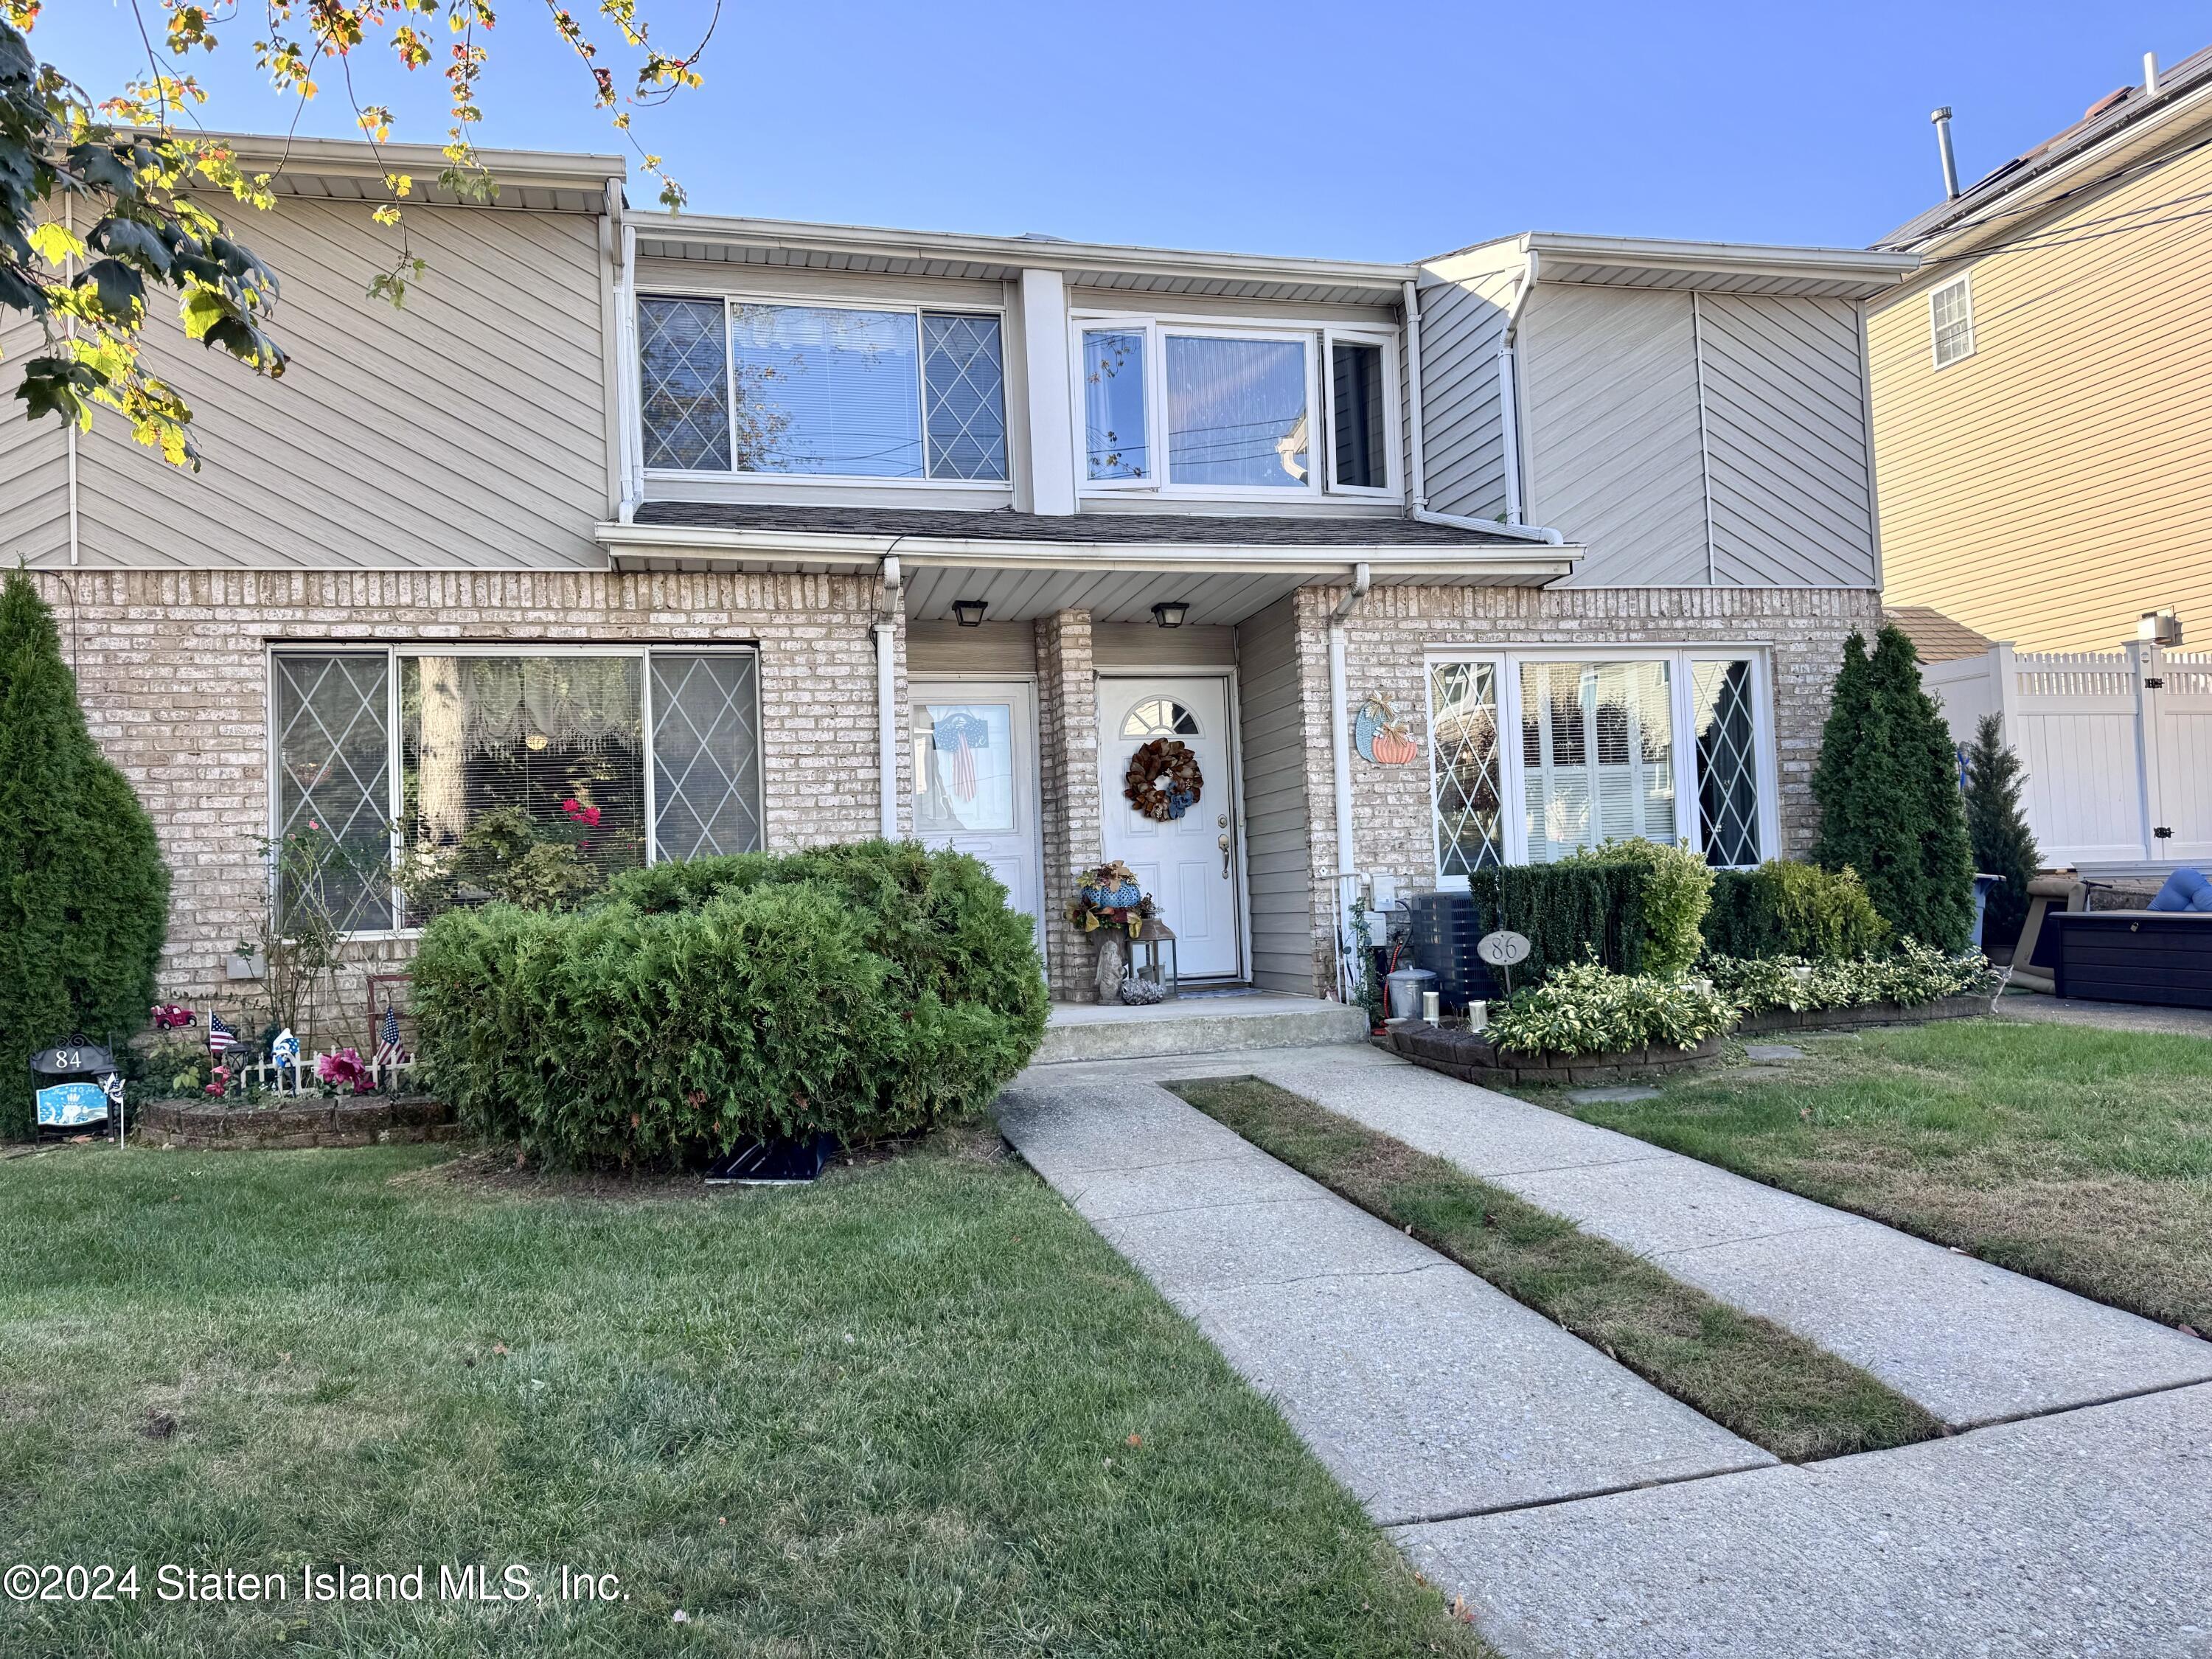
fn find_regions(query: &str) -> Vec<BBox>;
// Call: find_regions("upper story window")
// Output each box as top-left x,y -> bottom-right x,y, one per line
1929,276 -> 1975,369
639,296 -> 1008,482
1078,315 -> 1397,499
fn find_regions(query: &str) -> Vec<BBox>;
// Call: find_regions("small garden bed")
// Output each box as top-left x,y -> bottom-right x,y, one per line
1733,992 -> 1989,1035
1379,1023 -> 1725,1086
136,1094 -> 456,1150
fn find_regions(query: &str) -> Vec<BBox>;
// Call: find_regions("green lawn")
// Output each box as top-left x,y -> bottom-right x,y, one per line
1169,1077 -> 1940,1462
0,1135 -> 1487,1659
1526,1019 -> 2212,1334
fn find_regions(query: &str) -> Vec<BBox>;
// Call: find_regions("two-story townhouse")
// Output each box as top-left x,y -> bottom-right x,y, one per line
1,132 -> 1913,1025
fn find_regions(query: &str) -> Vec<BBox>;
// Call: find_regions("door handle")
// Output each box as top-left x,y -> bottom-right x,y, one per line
1217,832 -> 1231,878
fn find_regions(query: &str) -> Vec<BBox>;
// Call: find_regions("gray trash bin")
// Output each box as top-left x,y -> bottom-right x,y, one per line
1385,967 -> 1439,1023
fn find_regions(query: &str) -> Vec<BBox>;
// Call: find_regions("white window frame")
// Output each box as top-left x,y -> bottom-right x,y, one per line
637,292 -> 1011,488
1068,307 -> 1402,504
1421,644 -> 1780,885
268,642 -> 765,941
1927,275 -> 1975,369
1321,327 -> 1401,498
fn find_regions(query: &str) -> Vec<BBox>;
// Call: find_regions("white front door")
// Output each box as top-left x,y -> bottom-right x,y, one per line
911,681 -> 1044,951
1097,675 -> 1242,981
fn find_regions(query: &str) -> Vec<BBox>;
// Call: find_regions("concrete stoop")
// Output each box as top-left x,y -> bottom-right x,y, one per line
1034,993 -> 1369,1065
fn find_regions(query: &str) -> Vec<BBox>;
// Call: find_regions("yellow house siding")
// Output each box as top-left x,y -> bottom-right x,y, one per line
1869,133 -> 2212,651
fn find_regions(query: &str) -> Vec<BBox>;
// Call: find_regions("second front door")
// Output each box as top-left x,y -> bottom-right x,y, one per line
1096,675 -> 1242,981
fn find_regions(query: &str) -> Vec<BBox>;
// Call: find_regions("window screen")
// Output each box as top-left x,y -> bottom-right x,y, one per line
1330,339 -> 1388,490
651,652 -> 763,859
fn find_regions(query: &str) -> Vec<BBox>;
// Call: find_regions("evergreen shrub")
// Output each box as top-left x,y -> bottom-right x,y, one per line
1461,860 -> 1651,983
1559,840 -> 1714,977
1962,713 -> 2039,949
1703,860 -> 1889,961
0,570 -> 170,1135
411,841 -> 1047,1169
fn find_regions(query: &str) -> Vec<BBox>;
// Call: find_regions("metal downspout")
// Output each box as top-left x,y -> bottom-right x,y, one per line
1401,279 -> 1428,513
1329,563 -> 1371,999
874,555 -> 902,840
1498,249 -> 1539,526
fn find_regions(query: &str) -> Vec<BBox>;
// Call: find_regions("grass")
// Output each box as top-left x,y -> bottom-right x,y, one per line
1166,1076 -> 1941,1462
1523,1019 -> 2212,1335
0,1133 -> 1489,1659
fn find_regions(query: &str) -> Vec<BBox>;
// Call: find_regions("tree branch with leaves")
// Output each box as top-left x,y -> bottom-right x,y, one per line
0,0 -> 710,468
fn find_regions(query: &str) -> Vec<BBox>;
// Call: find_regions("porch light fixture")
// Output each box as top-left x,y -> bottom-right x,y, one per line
1151,600 -> 1191,630
951,599 -> 989,628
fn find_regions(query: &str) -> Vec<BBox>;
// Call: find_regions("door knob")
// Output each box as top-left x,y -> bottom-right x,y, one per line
1217,832 -> 1231,878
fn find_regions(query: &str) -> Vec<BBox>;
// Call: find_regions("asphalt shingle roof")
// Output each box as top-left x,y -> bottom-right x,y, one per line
632,501 -> 1534,548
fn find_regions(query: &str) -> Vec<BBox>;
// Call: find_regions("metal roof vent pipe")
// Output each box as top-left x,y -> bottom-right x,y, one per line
2144,52 -> 2160,96
1932,107 -> 1961,200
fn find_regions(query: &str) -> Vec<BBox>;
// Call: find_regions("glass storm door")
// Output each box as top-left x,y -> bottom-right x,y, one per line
911,681 -> 1044,952
1096,675 -> 1242,981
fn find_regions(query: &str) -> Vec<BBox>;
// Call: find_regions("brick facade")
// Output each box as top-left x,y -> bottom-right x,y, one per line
1033,610 -> 1102,1001
31,568 -> 906,1040
1284,582 -> 1885,995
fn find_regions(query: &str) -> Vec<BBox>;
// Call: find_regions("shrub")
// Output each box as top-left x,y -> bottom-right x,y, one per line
1484,961 -> 1736,1058
1703,860 -> 1889,961
0,571 -> 169,1135
412,841 -> 1047,1168
1559,840 -> 1714,978
1706,942 -> 1991,1015
1963,713 -> 2039,950
1812,627 -> 1976,950
1461,860 -> 1651,983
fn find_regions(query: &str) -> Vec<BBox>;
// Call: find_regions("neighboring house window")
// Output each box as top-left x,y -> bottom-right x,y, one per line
639,296 -> 1008,481
271,647 -> 763,933
1929,276 -> 1975,368
1077,316 -> 1397,498
1426,650 -> 1773,875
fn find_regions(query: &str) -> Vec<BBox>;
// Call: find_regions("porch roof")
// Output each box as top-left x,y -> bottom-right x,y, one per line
597,504 -> 1581,625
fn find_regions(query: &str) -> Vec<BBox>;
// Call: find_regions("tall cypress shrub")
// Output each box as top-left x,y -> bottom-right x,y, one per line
1964,712 -> 2039,949
1810,625 -> 1975,950
0,571 -> 170,1127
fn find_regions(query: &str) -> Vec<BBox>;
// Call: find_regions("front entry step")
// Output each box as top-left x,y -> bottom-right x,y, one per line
1035,994 -> 1368,1065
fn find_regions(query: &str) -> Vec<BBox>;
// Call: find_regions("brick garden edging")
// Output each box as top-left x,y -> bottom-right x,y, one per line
136,1096 -> 457,1150
1376,1023 -> 1725,1088
1733,994 -> 1990,1036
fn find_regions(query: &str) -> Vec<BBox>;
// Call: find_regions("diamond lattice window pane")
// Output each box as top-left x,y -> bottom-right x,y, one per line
1429,661 -> 1503,877
639,297 -> 731,471
922,313 -> 1008,481
652,653 -> 762,860
1694,659 -> 1761,867
272,653 -> 392,932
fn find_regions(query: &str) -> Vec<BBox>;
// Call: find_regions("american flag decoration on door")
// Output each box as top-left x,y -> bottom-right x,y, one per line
931,711 -> 990,804
373,1003 -> 406,1068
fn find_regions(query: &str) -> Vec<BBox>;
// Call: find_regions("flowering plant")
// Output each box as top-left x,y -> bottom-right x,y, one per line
561,797 -> 602,830
316,1048 -> 369,1093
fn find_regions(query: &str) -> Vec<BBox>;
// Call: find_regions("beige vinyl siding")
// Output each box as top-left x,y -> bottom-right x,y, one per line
1868,133 -> 2212,650
49,197 -> 610,571
1520,284 -> 1711,585
0,305 -> 71,565
1235,594 -> 1316,992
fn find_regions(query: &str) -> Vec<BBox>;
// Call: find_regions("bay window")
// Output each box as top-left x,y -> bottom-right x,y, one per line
272,646 -> 763,933
639,296 -> 1008,482
1425,649 -> 1775,875
1077,316 -> 1396,498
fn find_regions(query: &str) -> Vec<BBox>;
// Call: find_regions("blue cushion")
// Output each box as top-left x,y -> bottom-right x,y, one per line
2149,868 -> 2212,912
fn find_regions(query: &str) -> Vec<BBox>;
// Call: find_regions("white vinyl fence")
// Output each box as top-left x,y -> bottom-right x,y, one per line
1921,643 -> 2212,869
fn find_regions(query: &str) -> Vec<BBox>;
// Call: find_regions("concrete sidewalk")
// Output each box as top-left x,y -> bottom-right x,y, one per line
1395,1380 -> 2212,1659
1240,1046 -> 2212,1428
995,1074 -> 1773,1526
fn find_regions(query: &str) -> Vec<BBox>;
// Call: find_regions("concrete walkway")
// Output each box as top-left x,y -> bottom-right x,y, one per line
1992,990 -> 2212,1041
1394,1381 -> 2212,1659
995,1073 -> 1773,1526
1234,1046 -> 2212,1428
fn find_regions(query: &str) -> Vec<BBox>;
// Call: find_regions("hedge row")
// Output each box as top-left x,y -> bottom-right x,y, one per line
1460,860 -> 1652,982
1703,861 -> 1888,961
411,842 -> 1047,1169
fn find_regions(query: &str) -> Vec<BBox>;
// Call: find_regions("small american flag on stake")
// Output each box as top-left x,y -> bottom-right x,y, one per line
374,1002 -> 405,1068
206,1012 -> 238,1057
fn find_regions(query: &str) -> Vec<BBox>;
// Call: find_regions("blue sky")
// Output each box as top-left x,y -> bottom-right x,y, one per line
37,2 -> 2211,257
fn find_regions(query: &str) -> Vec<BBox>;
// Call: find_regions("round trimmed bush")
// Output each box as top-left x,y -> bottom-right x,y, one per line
411,841 -> 1047,1168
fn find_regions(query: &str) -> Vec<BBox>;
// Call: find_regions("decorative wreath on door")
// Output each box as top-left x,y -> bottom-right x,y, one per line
1124,738 -> 1204,822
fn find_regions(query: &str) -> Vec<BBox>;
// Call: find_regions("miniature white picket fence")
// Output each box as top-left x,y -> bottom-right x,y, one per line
223,1052 -> 420,1096
1921,642 -> 2212,869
